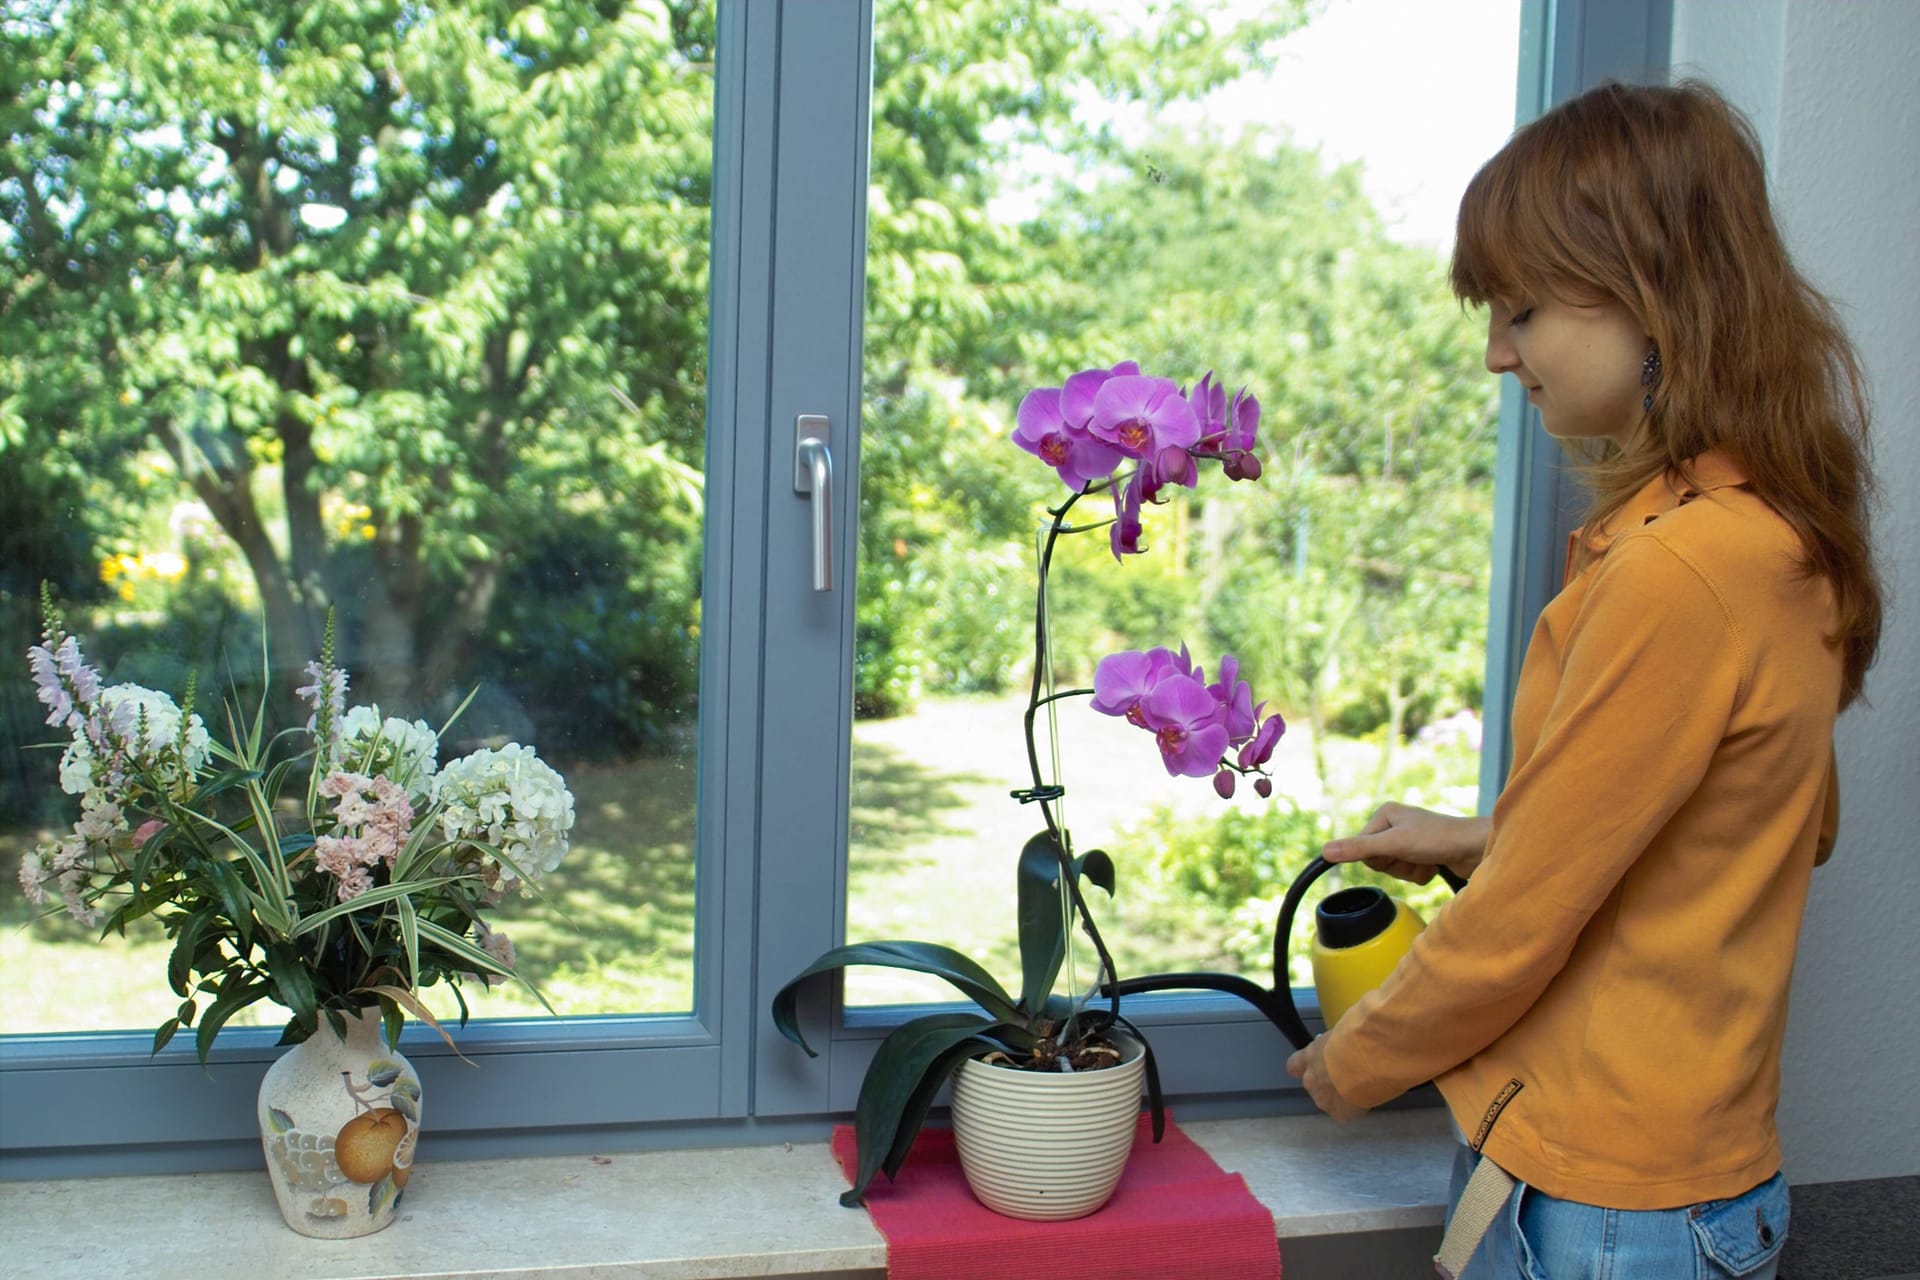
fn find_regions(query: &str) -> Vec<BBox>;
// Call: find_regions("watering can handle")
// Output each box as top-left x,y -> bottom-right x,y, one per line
1105,858 -> 1465,1052
1268,856 -> 1467,1049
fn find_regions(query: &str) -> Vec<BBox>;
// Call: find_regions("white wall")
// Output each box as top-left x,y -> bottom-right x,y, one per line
1672,0 -> 1920,1186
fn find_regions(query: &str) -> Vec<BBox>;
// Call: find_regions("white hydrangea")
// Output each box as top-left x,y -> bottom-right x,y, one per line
63,683 -> 211,797
435,743 -> 574,886
335,704 -> 440,795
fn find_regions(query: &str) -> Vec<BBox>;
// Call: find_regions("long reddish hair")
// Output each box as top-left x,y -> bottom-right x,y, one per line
1450,79 -> 1882,707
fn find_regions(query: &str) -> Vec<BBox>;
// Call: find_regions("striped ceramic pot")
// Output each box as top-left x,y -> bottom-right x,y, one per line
949,1030 -> 1145,1221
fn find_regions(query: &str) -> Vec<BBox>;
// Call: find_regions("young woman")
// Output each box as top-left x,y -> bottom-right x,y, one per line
1284,80 -> 1883,1279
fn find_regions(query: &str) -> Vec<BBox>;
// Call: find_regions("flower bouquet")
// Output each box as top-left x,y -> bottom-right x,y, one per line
18,595 -> 574,1057
18,595 -> 576,1234
773,362 -> 1282,1215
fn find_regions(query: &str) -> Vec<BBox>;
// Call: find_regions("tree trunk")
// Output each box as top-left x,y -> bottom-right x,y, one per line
275,340 -> 335,614
159,416 -> 318,701
362,514 -> 427,715
420,557 -> 500,703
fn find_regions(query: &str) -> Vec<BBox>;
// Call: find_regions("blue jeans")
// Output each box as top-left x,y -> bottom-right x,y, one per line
1447,1145 -> 1790,1279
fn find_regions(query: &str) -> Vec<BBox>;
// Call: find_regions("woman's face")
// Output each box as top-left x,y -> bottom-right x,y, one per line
1483,291 -> 1649,448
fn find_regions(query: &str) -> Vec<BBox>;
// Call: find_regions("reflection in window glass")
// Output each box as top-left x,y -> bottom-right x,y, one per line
847,0 -> 1518,1004
0,1 -> 716,1033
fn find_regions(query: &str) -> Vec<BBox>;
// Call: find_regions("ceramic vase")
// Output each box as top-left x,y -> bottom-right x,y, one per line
948,1030 -> 1146,1221
257,1005 -> 422,1238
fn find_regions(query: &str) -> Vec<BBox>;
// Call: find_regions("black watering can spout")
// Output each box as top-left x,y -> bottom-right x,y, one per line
1107,856 -> 1465,1051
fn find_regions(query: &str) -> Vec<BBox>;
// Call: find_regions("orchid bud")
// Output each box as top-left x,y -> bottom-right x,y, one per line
1254,776 -> 1273,799
1213,768 -> 1235,799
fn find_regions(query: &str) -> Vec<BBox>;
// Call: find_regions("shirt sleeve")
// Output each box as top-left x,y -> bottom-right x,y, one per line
1814,748 -> 1840,866
1321,532 -> 1747,1107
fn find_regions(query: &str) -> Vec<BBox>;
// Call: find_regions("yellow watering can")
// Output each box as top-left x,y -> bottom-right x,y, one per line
1112,856 -> 1462,1051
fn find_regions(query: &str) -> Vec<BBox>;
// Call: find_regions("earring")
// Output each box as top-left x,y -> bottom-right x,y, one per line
1641,344 -> 1661,412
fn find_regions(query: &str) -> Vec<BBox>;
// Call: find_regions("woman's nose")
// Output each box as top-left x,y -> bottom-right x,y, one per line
1484,322 -> 1518,376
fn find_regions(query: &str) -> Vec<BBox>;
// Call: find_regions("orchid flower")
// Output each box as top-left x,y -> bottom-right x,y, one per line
1014,386 -> 1124,489
1088,374 -> 1200,462
1090,645 -> 1191,725
1238,712 -> 1286,770
1013,362 -> 1280,799
1060,360 -> 1140,430
1205,654 -> 1259,742
1109,474 -> 1146,560
1140,673 -> 1232,779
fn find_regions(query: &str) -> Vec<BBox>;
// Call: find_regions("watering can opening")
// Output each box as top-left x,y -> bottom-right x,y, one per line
1315,886 -> 1400,948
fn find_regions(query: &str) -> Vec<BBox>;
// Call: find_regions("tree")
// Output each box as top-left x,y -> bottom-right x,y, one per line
2,0 -> 713,716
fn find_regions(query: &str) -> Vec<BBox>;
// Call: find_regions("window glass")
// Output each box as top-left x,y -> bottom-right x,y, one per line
846,0 -> 1521,1004
1,1 -> 715,1033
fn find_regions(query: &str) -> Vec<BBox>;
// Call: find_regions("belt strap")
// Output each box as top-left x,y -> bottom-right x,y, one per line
1433,1152 -> 1517,1279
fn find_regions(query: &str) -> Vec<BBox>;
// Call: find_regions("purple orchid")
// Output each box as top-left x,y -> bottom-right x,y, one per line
1140,443 -> 1197,504
1088,374 -> 1200,462
1014,386 -> 1124,489
1091,645 -> 1191,726
1061,360 -> 1141,429
1009,359 -> 1277,802
1205,654 -> 1258,743
1238,712 -> 1285,770
1190,371 -> 1228,437
1109,473 -> 1146,560
1221,389 -> 1263,481
1141,672 -> 1232,779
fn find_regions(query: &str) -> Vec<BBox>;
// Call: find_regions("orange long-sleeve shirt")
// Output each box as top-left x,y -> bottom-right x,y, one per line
1321,452 -> 1843,1209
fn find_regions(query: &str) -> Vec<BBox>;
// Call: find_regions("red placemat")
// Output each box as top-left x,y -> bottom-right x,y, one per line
832,1113 -> 1281,1279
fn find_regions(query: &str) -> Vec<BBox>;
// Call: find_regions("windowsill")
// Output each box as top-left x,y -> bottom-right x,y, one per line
0,1108 -> 1455,1278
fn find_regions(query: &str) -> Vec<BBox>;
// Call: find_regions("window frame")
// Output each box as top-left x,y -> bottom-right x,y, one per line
0,0 -> 1671,1180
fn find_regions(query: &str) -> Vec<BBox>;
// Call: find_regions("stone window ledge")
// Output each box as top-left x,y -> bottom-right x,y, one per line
1,1108 -> 1455,1279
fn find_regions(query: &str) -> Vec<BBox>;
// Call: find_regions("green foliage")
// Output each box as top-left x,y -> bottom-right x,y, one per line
1145,800 -> 1332,909
2,0 -> 714,708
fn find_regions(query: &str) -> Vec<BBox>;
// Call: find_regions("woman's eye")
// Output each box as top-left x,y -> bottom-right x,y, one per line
1510,307 -> 1534,325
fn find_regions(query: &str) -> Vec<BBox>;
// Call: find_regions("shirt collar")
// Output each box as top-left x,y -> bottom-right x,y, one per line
1565,451 -> 1751,580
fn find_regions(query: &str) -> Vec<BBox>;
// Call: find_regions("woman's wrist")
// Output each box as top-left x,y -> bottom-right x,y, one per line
1447,816 -> 1492,877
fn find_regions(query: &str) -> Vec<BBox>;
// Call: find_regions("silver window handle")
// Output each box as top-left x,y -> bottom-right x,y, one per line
793,414 -> 833,592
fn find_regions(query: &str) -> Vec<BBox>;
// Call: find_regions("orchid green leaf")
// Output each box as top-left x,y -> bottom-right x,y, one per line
771,942 -> 1019,1056
840,1013 -> 992,1207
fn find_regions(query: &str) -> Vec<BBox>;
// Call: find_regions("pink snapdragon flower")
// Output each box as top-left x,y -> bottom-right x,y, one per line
28,634 -> 101,732
316,770 -> 416,902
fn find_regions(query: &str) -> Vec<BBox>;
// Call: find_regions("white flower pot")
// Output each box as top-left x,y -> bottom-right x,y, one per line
949,1030 -> 1146,1221
257,1006 -> 422,1238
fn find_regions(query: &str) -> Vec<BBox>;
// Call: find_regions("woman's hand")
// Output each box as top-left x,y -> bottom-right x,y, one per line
1321,803 -> 1491,885
1286,1036 -> 1370,1122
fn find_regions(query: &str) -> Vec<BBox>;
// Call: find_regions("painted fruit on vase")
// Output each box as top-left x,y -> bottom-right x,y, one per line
335,1107 -> 409,1184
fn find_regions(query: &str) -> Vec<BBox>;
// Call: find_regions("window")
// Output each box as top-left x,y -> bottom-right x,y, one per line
0,0 -> 1670,1177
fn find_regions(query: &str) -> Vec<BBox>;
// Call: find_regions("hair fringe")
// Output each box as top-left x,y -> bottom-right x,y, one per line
1451,80 -> 1883,707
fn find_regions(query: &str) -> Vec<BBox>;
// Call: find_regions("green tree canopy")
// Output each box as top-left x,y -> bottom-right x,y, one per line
3,0 -> 714,720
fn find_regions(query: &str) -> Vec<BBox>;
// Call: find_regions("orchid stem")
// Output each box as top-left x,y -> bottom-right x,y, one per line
1023,487 -> 1122,1036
